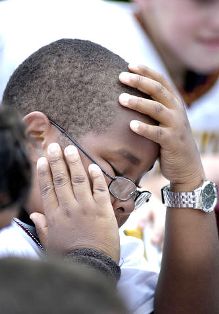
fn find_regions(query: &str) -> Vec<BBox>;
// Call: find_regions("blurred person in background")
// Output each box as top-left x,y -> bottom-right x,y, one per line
0,106 -> 31,229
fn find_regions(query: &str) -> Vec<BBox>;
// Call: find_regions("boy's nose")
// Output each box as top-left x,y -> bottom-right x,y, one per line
113,198 -> 135,217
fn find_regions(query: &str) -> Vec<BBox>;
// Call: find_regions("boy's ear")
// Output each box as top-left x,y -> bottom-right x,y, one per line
23,111 -> 52,154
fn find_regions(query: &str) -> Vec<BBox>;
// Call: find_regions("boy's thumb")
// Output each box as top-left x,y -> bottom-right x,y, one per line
29,212 -> 48,248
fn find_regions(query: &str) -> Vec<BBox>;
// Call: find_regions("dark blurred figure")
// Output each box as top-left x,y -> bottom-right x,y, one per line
0,106 -> 31,229
0,257 -> 127,314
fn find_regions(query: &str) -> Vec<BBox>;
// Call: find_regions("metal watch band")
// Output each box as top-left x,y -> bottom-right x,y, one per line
161,186 -> 202,209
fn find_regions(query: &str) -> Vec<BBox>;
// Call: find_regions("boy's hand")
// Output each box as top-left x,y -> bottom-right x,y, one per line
30,143 -> 120,263
119,65 -> 205,192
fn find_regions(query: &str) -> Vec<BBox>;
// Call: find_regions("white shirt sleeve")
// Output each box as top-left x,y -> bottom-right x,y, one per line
118,231 -> 158,314
0,221 -> 42,259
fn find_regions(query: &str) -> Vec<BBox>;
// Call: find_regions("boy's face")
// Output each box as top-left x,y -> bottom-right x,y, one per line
136,0 -> 219,73
76,108 -> 159,227
28,107 -> 159,227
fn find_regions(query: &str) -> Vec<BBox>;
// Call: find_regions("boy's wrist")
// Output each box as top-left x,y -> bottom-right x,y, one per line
170,178 -> 205,193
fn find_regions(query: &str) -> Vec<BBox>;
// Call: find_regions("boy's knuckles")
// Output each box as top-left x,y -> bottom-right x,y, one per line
40,183 -> 54,197
93,185 -> 108,193
154,102 -> 164,114
38,167 -> 49,177
153,81 -> 164,95
133,74 -> 143,88
71,174 -> 87,185
154,127 -> 165,143
156,84 -> 170,101
53,173 -> 70,187
131,96 -> 143,109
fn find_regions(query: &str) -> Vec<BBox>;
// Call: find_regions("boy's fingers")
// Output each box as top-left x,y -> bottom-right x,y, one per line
128,64 -> 176,94
47,143 -> 75,207
64,145 -> 92,202
119,93 -> 171,125
129,121 -> 169,145
30,212 -> 48,248
88,164 -> 111,206
37,157 -> 58,214
119,72 -> 178,109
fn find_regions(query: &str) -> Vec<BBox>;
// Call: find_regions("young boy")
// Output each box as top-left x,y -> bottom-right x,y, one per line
1,39 -> 219,314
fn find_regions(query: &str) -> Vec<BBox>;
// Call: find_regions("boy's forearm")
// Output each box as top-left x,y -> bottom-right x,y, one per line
154,207 -> 219,314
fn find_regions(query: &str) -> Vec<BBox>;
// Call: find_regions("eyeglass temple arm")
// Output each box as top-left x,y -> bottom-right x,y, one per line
48,118 -> 114,181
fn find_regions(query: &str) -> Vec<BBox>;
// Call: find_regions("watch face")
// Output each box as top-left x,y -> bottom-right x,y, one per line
202,183 -> 217,212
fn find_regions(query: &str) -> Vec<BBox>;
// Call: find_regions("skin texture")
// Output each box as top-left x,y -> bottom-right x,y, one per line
29,66 -> 219,313
134,0 -> 219,85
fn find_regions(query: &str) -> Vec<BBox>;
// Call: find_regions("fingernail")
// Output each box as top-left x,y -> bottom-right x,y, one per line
64,145 -> 79,161
37,157 -> 48,170
130,120 -> 140,131
29,213 -> 34,221
119,93 -> 131,106
48,143 -> 61,156
119,72 -> 131,83
88,164 -> 102,175
29,213 -> 37,221
65,145 -> 78,156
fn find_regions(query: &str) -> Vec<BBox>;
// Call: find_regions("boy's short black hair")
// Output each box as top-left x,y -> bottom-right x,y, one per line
0,257 -> 127,314
3,38 -> 148,138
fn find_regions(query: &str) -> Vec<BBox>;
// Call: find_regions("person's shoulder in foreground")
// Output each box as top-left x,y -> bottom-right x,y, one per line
0,256 -> 127,314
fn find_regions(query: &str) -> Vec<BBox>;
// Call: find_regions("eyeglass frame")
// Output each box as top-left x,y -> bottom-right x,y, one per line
48,118 -> 151,209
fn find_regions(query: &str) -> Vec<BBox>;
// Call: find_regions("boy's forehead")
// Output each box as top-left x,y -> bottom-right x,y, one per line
98,105 -> 157,147
80,106 -> 159,172
114,104 -> 157,129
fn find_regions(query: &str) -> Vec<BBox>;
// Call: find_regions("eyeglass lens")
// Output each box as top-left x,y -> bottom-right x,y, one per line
109,177 -> 137,201
109,176 -> 151,209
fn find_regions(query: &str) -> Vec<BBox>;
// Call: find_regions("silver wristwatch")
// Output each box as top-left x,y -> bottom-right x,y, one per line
161,180 -> 218,213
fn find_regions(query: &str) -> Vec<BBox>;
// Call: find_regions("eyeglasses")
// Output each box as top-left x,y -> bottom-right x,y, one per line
49,118 -> 151,209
